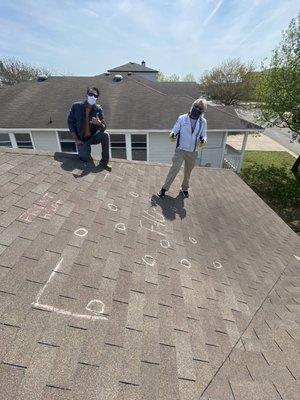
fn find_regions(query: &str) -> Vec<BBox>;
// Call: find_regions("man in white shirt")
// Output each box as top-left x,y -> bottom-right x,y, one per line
157,98 -> 207,198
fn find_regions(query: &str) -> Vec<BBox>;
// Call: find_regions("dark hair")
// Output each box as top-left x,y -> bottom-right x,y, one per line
87,86 -> 99,96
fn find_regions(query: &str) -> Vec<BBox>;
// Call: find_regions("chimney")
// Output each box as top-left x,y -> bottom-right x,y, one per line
141,60 -> 146,67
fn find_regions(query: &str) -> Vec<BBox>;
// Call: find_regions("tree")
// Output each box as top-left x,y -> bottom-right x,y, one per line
182,73 -> 196,82
0,57 -> 51,86
157,70 -> 181,82
199,58 -> 257,105
255,14 -> 300,172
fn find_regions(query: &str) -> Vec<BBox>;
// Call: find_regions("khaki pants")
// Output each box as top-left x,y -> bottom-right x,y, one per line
163,149 -> 198,191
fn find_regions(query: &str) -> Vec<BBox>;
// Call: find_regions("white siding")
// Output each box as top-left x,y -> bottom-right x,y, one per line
31,131 -> 60,152
149,131 -> 226,167
149,132 -> 175,163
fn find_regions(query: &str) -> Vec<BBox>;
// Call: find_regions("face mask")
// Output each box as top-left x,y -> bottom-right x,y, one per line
190,106 -> 203,119
87,95 -> 97,106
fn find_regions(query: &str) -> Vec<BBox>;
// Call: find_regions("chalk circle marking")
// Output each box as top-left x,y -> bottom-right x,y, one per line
189,237 -> 197,244
115,223 -> 126,231
130,192 -> 139,198
213,261 -> 223,269
181,259 -> 192,269
86,299 -> 105,316
160,239 -> 170,249
142,255 -> 156,267
108,203 -> 118,212
74,228 -> 88,237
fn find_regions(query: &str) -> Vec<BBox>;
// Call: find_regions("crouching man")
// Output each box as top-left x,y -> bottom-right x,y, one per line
157,98 -> 207,198
67,86 -> 112,171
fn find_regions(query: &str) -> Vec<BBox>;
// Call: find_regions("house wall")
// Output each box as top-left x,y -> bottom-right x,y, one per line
149,131 -> 226,167
31,131 -> 59,152
134,72 -> 158,81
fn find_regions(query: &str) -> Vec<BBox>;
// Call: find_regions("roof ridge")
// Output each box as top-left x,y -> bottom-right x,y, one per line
209,105 -> 263,129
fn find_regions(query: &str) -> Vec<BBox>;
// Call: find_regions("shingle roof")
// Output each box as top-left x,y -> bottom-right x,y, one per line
0,74 -> 262,131
107,62 -> 159,73
0,147 -> 299,399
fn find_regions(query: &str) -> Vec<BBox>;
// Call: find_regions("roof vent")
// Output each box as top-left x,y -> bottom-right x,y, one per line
105,72 -> 110,76
127,72 -> 133,76
37,75 -> 48,82
141,60 -> 146,66
113,74 -> 123,82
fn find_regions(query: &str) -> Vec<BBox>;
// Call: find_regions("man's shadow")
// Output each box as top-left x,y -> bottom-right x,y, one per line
54,152 -> 106,178
150,193 -> 186,220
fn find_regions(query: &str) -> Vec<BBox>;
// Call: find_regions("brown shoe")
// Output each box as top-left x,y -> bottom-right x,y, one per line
99,160 -> 112,171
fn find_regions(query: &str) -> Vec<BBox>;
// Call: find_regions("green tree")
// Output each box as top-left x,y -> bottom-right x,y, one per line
255,14 -> 300,172
0,57 -> 51,86
199,58 -> 256,105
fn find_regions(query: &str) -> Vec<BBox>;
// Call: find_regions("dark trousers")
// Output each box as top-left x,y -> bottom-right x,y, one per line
77,131 -> 110,163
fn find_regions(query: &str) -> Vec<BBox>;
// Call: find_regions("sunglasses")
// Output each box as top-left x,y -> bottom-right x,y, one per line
88,92 -> 99,98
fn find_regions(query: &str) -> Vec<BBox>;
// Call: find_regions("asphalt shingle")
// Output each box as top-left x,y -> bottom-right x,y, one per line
0,147 -> 299,399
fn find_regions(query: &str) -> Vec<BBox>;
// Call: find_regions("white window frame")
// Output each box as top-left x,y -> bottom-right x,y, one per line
56,130 -> 77,154
110,133 -> 127,160
130,132 -> 148,162
11,131 -> 35,150
0,132 -> 13,148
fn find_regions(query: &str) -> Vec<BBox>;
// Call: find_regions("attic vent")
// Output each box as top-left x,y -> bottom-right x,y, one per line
105,72 -> 110,76
37,75 -> 48,82
127,72 -> 132,76
113,74 -> 123,82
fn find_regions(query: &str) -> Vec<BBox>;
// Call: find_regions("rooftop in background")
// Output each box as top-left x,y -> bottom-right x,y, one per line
0,74 -> 262,131
0,147 -> 299,400
107,61 -> 159,73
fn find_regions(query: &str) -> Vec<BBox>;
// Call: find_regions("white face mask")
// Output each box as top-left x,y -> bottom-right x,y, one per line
87,95 -> 97,105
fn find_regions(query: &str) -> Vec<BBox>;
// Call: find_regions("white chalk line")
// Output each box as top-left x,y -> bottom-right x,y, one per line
189,236 -> 197,244
294,254 -> 300,261
108,203 -> 118,212
160,239 -> 170,249
130,192 -> 139,198
181,259 -> 192,269
115,222 -> 126,231
74,228 -> 88,237
213,261 -> 223,269
142,255 -> 156,266
32,257 -> 107,321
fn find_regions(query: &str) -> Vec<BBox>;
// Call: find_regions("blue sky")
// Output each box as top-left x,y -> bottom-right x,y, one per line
0,0 -> 299,78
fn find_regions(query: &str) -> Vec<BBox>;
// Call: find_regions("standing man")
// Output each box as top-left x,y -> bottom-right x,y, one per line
67,87 -> 112,171
157,98 -> 207,198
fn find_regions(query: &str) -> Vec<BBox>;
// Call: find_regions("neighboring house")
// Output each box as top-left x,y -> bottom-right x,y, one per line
0,64 -> 262,173
107,61 -> 159,81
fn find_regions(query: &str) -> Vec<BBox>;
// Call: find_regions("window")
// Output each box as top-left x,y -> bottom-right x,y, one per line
0,133 -> 12,147
131,134 -> 147,161
110,134 -> 126,159
58,131 -> 77,153
14,133 -> 33,149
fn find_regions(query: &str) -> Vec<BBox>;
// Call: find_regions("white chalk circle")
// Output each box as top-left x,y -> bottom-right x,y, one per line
294,254 -> 300,261
213,261 -> 223,269
142,255 -> 156,266
86,299 -> 105,316
130,192 -> 139,198
74,228 -> 88,237
160,239 -> 170,249
189,236 -> 197,244
115,223 -> 126,231
108,203 -> 118,212
181,259 -> 192,269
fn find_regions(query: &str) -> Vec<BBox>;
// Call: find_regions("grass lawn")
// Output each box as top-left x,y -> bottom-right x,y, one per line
241,151 -> 300,233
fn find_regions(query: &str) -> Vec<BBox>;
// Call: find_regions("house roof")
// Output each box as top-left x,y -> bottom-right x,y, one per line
0,74 -> 262,131
107,62 -> 159,73
0,147 -> 299,400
